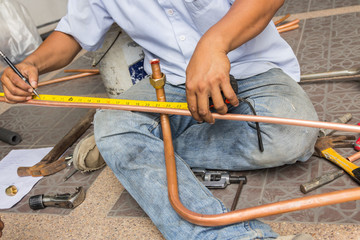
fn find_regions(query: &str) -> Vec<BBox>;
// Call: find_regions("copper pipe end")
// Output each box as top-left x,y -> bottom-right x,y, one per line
348,151 -> 360,162
274,13 -> 291,26
150,59 -> 162,79
278,24 -> 299,33
276,19 -> 300,30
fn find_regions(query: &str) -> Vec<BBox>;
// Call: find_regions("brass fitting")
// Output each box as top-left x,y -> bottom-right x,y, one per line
149,73 -> 166,89
5,185 -> 17,196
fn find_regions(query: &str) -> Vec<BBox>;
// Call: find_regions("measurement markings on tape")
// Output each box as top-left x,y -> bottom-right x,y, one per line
0,93 -> 189,110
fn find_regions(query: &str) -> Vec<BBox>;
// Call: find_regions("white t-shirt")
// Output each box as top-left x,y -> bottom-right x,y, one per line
56,0 -> 300,85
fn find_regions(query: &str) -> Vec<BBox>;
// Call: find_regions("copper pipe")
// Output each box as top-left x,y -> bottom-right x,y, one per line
348,151 -> 360,162
64,69 -> 100,74
38,72 -> 98,87
277,24 -> 299,33
149,60 -> 360,226
274,13 -> 291,26
0,97 -> 360,133
1,85 -> 360,226
276,19 -> 300,31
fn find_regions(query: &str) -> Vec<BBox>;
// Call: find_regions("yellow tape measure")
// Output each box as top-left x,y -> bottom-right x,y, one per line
0,92 -> 189,110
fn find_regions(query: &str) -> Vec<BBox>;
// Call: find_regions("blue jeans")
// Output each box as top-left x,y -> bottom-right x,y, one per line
94,68 -> 318,240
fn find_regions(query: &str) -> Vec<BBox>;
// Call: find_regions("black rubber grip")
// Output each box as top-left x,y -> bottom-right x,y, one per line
29,195 -> 45,210
0,127 -> 22,145
352,168 -> 360,183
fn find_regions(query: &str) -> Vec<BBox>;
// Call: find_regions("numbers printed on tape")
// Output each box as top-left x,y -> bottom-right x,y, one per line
0,93 -> 188,110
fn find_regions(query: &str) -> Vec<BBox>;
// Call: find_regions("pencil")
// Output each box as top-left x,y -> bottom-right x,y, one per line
0,50 -> 40,98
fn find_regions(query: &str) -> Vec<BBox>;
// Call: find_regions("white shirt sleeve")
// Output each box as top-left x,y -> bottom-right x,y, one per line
55,0 -> 114,51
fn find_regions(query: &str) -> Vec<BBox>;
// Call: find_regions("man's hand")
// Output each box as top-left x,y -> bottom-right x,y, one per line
0,31 -> 82,104
186,0 -> 284,123
1,62 -> 39,103
186,37 -> 239,124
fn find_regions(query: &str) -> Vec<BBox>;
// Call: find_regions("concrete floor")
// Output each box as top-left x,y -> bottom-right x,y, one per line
1,2 -> 360,240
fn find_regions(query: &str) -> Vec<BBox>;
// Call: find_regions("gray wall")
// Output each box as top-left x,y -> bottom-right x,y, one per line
17,0 -> 68,34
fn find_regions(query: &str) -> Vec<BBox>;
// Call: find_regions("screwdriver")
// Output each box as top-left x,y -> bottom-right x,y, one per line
0,50 -> 40,98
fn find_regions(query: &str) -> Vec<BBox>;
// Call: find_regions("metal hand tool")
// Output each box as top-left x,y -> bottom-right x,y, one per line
318,113 -> 352,137
192,168 -> 246,189
300,150 -> 360,194
301,129 -> 357,193
63,169 -> 79,182
192,168 -> 247,210
315,135 -> 360,183
29,187 -> 85,210
63,156 -> 79,182
17,109 -> 95,177
0,50 -> 40,98
355,123 -> 360,151
315,135 -> 355,153
300,67 -> 360,83
301,68 -> 360,81
230,177 -> 247,211
37,155 -> 69,177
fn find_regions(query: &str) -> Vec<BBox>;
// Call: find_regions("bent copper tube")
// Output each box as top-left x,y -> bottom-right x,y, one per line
38,72 -> 98,87
149,60 -> 360,226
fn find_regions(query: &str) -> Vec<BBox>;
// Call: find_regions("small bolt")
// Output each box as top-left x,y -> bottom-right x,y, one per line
5,185 -> 18,196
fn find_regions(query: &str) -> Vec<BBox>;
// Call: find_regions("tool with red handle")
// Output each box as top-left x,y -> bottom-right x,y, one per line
355,123 -> 360,151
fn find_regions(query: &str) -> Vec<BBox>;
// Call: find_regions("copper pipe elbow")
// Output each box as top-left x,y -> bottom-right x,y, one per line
150,60 -> 360,227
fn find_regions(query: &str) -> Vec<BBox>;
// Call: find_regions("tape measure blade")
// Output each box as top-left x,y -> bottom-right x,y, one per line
0,92 -> 188,110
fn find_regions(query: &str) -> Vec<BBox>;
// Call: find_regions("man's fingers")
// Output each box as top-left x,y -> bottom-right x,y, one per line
197,92 -> 214,123
222,82 -> 239,107
211,89 -> 228,115
3,85 -> 32,103
21,65 -> 38,88
186,92 -> 202,122
4,69 -> 33,93
2,75 -> 32,97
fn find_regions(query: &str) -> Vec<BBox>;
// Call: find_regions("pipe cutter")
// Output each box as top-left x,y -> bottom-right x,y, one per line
192,168 -> 247,189
29,187 -> 85,210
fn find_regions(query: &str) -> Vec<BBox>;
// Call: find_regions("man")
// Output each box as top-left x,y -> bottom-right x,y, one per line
1,1 -> 317,239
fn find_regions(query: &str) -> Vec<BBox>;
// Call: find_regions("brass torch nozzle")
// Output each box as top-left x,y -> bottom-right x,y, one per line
149,59 -> 166,89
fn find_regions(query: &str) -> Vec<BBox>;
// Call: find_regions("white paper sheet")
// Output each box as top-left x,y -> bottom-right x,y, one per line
0,147 -> 52,209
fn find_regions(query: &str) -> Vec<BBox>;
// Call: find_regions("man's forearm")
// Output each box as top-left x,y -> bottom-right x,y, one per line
202,0 -> 284,54
24,31 -> 82,74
